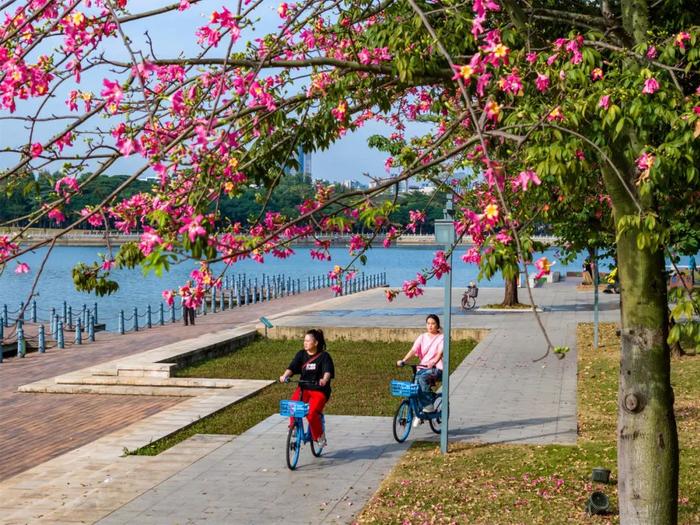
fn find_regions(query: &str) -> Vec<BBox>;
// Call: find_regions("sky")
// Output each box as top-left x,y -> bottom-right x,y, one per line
0,0 -> 428,185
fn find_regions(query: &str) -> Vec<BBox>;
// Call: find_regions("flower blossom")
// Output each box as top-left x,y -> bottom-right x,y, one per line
546,106 -> 565,122
30,143 -> 43,158
484,100 -> 502,122
642,77 -> 659,95
15,262 -> 30,274
512,170 -> 542,192
535,73 -> 550,93
484,203 -> 499,220
636,152 -> 655,172
591,68 -> 603,81
675,32 -> 691,49
598,95 -> 611,109
431,251 -> 451,279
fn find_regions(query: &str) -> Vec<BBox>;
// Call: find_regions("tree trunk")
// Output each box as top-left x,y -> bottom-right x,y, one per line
502,273 -> 519,306
602,151 -> 678,524
615,230 -> 678,525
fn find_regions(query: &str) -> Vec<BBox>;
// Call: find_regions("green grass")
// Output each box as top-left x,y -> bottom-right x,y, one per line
356,323 -> 700,525
132,337 -> 477,456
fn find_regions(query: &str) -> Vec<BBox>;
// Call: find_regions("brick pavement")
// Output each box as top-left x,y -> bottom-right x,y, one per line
0,289 -> 333,482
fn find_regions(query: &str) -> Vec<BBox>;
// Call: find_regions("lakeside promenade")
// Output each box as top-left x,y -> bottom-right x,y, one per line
0,288 -> 332,482
0,280 -> 621,524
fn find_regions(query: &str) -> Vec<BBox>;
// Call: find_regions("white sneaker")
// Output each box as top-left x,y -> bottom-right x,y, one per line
315,433 -> 327,448
422,403 -> 436,413
412,416 -> 422,428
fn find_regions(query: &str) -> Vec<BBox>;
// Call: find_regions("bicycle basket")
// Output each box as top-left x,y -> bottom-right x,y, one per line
280,400 -> 309,417
390,380 -> 419,397
468,287 -> 479,298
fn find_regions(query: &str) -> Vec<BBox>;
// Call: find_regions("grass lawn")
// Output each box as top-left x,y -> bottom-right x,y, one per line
133,337 -> 477,455
355,323 -> 700,525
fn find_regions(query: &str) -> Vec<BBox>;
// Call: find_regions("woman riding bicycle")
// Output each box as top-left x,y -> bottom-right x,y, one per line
279,329 -> 334,448
396,314 -> 444,420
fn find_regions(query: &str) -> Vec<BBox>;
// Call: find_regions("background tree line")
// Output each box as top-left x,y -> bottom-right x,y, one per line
1,172 -> 446,233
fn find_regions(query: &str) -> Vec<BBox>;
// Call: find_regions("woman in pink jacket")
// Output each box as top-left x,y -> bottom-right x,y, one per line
396,314 -> 444,414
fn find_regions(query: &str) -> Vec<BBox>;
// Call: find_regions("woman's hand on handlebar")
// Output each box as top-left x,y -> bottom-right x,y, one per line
279,375 -> 289,383
396,359 -> 405,368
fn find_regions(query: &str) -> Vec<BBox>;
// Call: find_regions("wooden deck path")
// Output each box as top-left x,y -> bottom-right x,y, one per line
0,289 -> 332,481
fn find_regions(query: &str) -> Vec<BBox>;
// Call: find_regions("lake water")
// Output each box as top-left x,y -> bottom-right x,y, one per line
0,245 -> 695,331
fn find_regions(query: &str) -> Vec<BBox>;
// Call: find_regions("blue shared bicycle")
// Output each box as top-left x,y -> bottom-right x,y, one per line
391,365 -> 442,442
280,380 -> 326,470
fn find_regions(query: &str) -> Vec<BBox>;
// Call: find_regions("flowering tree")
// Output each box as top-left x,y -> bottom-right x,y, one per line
1,1 -> 700,522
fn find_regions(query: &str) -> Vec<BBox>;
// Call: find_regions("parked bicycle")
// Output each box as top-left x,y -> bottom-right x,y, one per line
461,281 -> 479,311
280,379 -> 326,470
391,364 -> 442,442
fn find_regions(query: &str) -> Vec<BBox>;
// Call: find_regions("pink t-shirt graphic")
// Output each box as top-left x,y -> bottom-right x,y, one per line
411,333 -> 444,370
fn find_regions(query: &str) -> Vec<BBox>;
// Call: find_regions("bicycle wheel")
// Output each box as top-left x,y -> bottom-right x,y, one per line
393,400 -> 412,443
310,415 -> 325,457
286,421 -> 302,470
461,294 -> 476,311
429,395 -> 442,434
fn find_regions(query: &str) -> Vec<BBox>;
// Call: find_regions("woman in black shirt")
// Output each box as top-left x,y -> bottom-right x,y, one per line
279,329 -> 335,447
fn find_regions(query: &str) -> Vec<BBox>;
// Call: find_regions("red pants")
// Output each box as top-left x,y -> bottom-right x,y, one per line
290,387 -> 327,440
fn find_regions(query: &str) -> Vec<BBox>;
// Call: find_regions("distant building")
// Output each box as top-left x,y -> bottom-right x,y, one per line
341,179 -> 368,190
283,145 -> 312,177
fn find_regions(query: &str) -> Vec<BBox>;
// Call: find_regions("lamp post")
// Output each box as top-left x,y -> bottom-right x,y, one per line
434,197 -> 455,454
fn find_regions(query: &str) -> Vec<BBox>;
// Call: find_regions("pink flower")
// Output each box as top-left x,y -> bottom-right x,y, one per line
385,289 -> 398,302
636,152 -> 655,171
452,64 -> 474,83
178,215 -> 207,242
100,79 -> 123,110
48,208 -> 66,224
546,106 -> 564,122
15,262 -> 30,274
484,100 -> 502,122
139,228 -> 163,256
80,207 -> 104,227
598,95 -> 611,109
591,68 -> 603,81
384,156 -> 394,173
461,247 -> 481,264
277,2 -> 288,17
535,73 -> 550,93
55,176 -> 80,198
675,32 -> 691,49
349,234 -> 365,253
646,46 -> 658,59
525,52 -> 538,64
30,143 -> 43,158
498,70 -> 523,96
331,100 -> 348,122
431,251 -> 451,279
102,259 -> 114,271
642,77 -> 660,95
402,279 -> 424,298
511,169 -> 542,192
162,289 -> 176,306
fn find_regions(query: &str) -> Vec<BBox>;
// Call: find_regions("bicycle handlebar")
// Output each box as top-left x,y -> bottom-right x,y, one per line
282,378 -> 318,385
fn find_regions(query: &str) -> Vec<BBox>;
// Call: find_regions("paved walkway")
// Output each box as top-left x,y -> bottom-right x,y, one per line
92,282 -> 620,525
0,289 -> 333,481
